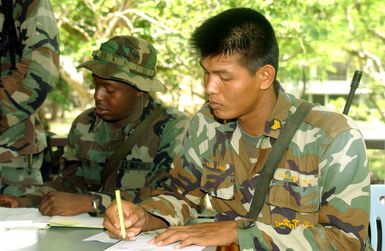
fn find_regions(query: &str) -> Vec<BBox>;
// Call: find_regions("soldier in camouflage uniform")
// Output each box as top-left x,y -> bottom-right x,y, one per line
0,0 -> 59,196
1,35 -> 190,216
104,8 -> 371,250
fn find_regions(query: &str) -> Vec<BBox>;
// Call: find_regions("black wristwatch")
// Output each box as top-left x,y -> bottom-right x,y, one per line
88,194 -> 98,217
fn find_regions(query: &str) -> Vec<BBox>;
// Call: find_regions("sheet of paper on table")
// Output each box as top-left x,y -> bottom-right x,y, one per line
0,207 -> 50,229
49,213 -> 104,228
0,207 -> 104,229
83,231 -> 119,244
104,231 -> 204,251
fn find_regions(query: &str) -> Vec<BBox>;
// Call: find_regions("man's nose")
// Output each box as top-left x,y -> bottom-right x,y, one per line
94,87 -> 105,101
205,76 -> 219,95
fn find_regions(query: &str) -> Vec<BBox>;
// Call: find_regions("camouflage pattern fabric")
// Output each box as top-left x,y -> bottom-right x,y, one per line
27,97 -> 189,215
77,35 -> 166,92
139,90 -> 371,250
0,0 -> 59,196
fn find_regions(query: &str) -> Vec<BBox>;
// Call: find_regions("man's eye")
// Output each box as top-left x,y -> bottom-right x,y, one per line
221,77 -> 231,82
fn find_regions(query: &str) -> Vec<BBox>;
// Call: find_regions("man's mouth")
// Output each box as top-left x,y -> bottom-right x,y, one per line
209,101 -> 222,109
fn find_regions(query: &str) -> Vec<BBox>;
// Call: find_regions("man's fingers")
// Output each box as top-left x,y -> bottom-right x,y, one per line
103,217 -> 122,239
105,203 -> 120,229
104,200 -> 148,240
39,200 -> 57,216
10,199 -> 19,208
38,197 -> 51,215
0,197 -> 13,207
106,228 -> 121,239
177,236 -> 205,249
154,230 -> 189,246
38,203 -> 49,215
152,229 -> 175,244
40,207 -> 55,216
124,227 -> 141,241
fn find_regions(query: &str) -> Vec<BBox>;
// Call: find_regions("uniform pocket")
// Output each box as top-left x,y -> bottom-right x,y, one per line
268,179 -> 320,213
200,159 -> 235,200
119,160 -> 153,189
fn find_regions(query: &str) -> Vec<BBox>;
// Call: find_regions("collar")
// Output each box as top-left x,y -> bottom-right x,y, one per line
91,97 -> 158,142
264,90 -> 305,139
201,89 -> 305,141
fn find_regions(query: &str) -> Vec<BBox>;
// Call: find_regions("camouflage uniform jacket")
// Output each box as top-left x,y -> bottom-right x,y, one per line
39,97 -> 189,215
140,91 -> 371,250
0,0 -> 59,161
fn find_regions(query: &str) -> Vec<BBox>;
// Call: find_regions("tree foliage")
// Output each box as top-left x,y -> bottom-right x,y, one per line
46,0 -> 385,122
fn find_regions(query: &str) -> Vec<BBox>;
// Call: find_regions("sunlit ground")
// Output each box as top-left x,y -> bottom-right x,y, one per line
47,109 -> 83,136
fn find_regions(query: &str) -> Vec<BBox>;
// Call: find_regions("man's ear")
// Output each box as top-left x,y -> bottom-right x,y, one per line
257,64 -> 275,90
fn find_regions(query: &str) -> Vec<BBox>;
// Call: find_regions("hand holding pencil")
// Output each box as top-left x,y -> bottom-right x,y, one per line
103,190 -> 149,240
103,190 -> 169,240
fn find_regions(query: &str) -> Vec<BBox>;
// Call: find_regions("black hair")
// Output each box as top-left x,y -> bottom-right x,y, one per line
191,7 -> 279,77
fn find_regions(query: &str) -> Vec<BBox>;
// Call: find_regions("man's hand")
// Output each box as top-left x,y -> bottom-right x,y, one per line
103,200 -> 168,240
0,195 -> 20,208
39,191 -> 93,216
152,221 -> 237,248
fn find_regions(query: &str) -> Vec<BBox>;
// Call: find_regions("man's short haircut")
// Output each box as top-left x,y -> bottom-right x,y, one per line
191,7 -> 279,77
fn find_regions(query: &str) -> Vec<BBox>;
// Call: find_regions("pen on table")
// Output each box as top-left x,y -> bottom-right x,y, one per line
115,189 -> 126,239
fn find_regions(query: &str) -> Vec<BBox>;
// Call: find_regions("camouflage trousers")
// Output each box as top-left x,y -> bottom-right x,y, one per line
0,152 -> 44,196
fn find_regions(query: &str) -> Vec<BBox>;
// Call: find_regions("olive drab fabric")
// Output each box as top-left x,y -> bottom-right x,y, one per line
26,97 -> 189,215
139,89 -> 371,250
0,0 -> 59,196
246,101 -> 315,220
77,35 -> 166,92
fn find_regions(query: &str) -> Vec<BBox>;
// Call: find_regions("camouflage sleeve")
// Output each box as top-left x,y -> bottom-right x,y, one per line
238,128 -> 370,250
128,110 -> 190,201
93,110 -> 191,216
20,118 -> 88,207
49,117 -> 89,193
0,0 -> 59,131
139,113 -> 207,226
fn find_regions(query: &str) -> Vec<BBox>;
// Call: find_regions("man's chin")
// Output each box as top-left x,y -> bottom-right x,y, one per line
96,113 -> 114,122
210,108 -> 234,121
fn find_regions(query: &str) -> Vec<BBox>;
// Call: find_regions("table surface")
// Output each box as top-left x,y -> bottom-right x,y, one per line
17,226 -> 215,251
17,227 -> 112,251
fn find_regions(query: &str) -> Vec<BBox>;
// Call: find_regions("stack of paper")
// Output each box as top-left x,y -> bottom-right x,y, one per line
0,207 -> 104,229
0,207 -> 50,229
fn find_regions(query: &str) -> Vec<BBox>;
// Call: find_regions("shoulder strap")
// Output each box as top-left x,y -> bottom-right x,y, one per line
100,107 -> 163,187
246,102 -> 316,220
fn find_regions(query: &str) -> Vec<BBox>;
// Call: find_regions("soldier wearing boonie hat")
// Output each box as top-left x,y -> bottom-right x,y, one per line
77,35 -> 166,92
3,35 -> 190,216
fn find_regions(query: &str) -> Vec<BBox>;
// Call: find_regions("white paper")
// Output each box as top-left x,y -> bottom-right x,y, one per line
104,232 -> 204,251
0,207 -> 50,229
49,213 -> 104,228
83,231 -> 119,244
0,208 -> 104,229
0,228 -> 38,250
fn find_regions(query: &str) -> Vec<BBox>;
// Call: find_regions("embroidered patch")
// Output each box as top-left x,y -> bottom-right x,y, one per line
203,159 -> 233,173
275,168 -> 318,186
275,219 -> 314,229
270,119 -> 281,130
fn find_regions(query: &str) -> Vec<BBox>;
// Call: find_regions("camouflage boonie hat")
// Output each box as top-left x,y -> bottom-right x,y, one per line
77,36 -> 166,92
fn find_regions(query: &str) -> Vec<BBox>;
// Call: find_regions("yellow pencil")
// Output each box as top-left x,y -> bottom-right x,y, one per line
115,190 -> 126,239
